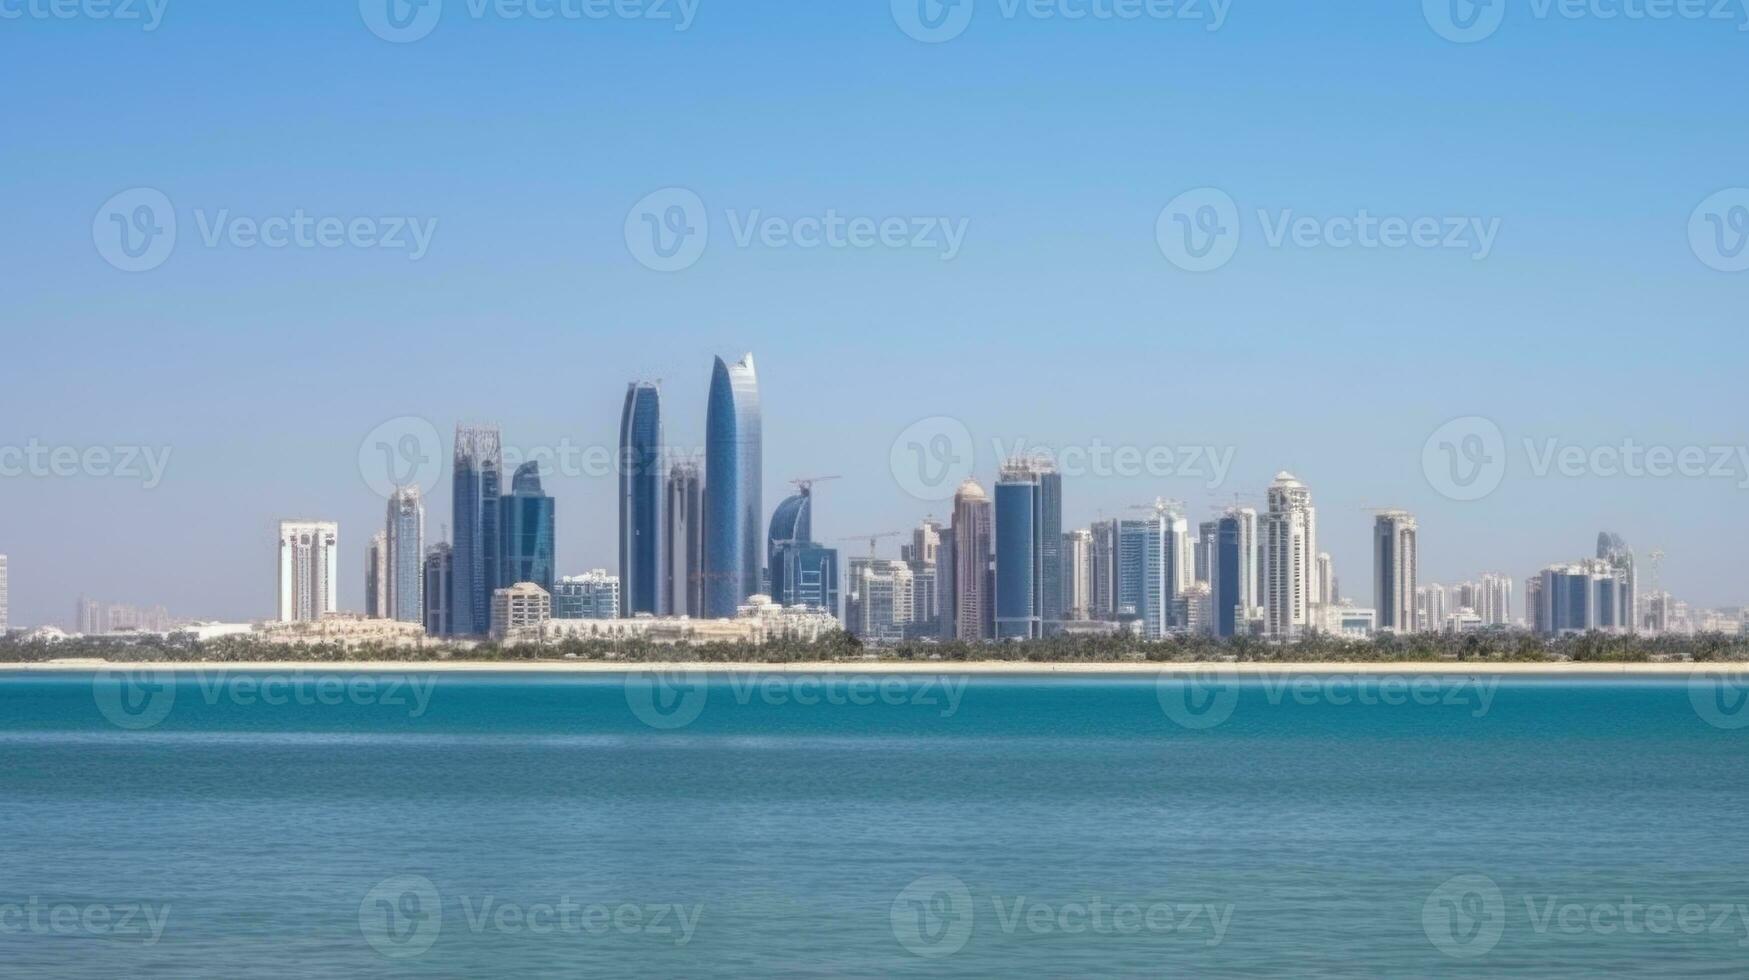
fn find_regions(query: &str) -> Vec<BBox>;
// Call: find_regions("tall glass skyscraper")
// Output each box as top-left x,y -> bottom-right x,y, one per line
994,461 -> 1042,641
704,353 -> 762,617
386,486 -> 425,624
1117,518 -> 1165,639
665,461 -> 703,616
423,542 -> 452,638
498,461 -> 556,597
1036,467 -> 1064,634
452,424 -> 502,637
618,381 -> 664,617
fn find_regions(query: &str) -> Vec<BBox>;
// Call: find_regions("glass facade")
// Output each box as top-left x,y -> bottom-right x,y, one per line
994,475 -> 1039,640
386,486 -> 424,624
498,462 -> 556,597
772,542 -> 839,615
1036,470 -> 1063,634
618,382 -> 664,617
704,354 -> 762,617
767,489 -> 812,572
452,425 -> 502,637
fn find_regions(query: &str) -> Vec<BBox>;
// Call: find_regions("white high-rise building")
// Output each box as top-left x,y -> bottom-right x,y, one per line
1372,511 -> 1418,633
1479,574 -> 1514,626
1416,584 -> 1448,633
0,554 -> 8,634
386,486 -> 425,624
847,557 -> 914,644
1262,473 -> 1317,640
1064,529 -> 1092,621
1316,552 -> 1337,606
278,521 -> 339,622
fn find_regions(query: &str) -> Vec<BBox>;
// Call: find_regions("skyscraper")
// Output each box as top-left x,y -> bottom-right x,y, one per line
1317,552 -> 1337,606
1479,573 -> 1514,626
1037,466 -> 1064,634
704,354 -> 762,617
278,521 -> 338,622
1212,512 -> 1246,638
0,554 -> 8,634
846,557 -> 913,643
772,543 -> 840,614
1064,528 -> 1092,622
1373,511 -> 1417,633
1597,532 -> 1638,633
994,460 -> 1043,641
1262,472 -> 1317,641
665,461 -> 703,616
1196,520 -> 1218,587
1089,519 -> 1119,621
1162,508 -> 1193,628
1117,518 -> 1166,639
618,381 -> 665,617
902,520 -> 943,636
1416,584 -> 1448,633
423,542 -> 452,637
452,424 -> 502,637
952,478 -> 994,642
365,532 -> 387,619
498,462 -> 556,600
386,486 -> 424,624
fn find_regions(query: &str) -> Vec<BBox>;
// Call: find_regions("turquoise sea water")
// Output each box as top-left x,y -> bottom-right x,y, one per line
1,671 -> 1746,978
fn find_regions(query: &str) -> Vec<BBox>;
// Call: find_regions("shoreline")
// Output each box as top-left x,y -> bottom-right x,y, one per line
3,659 -> 1743,676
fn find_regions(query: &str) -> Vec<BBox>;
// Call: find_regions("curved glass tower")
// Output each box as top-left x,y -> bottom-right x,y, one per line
767,487 -> 812,571
498,461 -> 556,596
618,381 -> 665,616
704,353 -> 762,617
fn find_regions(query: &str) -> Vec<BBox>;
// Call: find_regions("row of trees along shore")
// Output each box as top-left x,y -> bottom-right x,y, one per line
1,629 -> 1746,664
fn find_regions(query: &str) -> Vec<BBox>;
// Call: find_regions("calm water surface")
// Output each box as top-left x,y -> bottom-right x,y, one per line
0,671 -> 1744,978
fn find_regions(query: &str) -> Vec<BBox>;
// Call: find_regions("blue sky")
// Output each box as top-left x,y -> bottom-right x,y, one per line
2,0 -> 1746,626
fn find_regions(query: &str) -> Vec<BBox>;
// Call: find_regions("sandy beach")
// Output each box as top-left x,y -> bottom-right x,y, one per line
7,659 -> 1744,675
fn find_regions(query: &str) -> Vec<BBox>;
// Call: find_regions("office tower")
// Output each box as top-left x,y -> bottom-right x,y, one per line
665,461 -> 703,616
768,485 -> 813,573
1118,518 -> 1166,639
1089,519 -> 1119,621
1416,584 -> 1448,633
365,532 -> 387,619
386,486 -> 424,624
0,554 -> 7,634
278,520 -> 338,622
1373,511 -> 1417,633
554,570 -> 620,620
936,525 -> 957,639
952,478 -> 994,642
994,460 -> 1044,640
1162,508 -> 1193,628
1597,532 -> 1638,633
1064,528 -> 1092,621
423,543 -> 452,637
1211,512 -> 1248,638
498,462 -> 556,601
1535,559 -> 1633,636
490,582 -> 551,642
773,543 -> 840,614
619,381 -> 665,617
704,353 -> 762,617
902,520 -> 943,636
1525,574 -> 1544,634
1037,466 -> 1064,634
452,424 -> 503,637
1196,521 -> 1218,587
1262,473 -> 1317,640
1479,573 -> 1514,626
1315,552 -> 1337,606
846,557 -> 913,643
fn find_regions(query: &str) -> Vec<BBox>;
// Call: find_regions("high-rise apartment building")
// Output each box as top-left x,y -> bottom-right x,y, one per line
1117,518 -> 1165,639
386,486 -> 424,624
665,461 -> 703,616
1416,584 -> 1448,633
1479,573 -> 1514,626
1317,552 -> 1337,606
619,381 -> 665,616
490,582 -> 551,642
1089,519 -> 1119,621
902,520 -> 943,636
846,557 -> 913,644
423,542 -> 452,637
278,520 -> 338,622
1196,521 -> 1218,587
365,531 -> 387,618
452,424 -> 503,637
554,570 -> 620,620
1063,528 -> 1092,622
704,354 -> 762,617
951,479 -> 994,642
1372,511 -> 1417,633
498,462 -> 556,599
1262,473 -> 1317,641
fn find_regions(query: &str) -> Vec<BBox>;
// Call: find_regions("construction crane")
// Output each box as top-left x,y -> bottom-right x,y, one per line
836,531 -> 906,558
789,474 -> 841,494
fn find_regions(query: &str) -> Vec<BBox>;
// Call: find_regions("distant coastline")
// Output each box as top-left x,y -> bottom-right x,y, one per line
7,659 -> 1746,675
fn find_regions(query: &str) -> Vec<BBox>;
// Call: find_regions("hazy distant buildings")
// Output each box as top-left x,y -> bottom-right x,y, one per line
1416,584 -> 1448,634
704,354 -> 762,617
423,543 -> 452,637
491,582 -> 551,642
619,381 -> 665,617
665,461 -> 703,616
1536,559 -> 1633,636
365,532 -> 387,619
902,520 -> 943,636
498,461 -> 556,600
0,555 -> 8,633
1262,473 -> 1317,641
554,570 -> 619,620
1064,528 -> 1092,622
1479,573 -> 1514,626
278,520 -> 338,623
951,478 -> 994,642
1089,519 -> 1119,622
452,424 -> 503,637
846,557 -> 912,643
386,486 -> 424,624
1597,532 -> 1638,633
1317,552 -> 1338,606
1373,511 -> 1417,633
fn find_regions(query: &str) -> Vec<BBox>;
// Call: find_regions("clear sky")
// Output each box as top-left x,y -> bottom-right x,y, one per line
2,0 -> 1746,627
